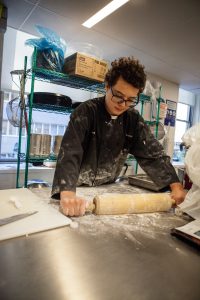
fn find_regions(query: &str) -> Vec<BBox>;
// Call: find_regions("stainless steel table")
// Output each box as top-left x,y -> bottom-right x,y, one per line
0,184 -> 200,300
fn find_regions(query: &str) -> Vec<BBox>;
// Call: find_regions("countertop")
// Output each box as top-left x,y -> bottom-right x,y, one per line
0,182 -> 200,300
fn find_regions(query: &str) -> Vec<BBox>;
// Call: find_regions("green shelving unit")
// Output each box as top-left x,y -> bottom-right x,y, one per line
15,48 -> 106,188
31,103 -> 74,114
27,67 -> 106,94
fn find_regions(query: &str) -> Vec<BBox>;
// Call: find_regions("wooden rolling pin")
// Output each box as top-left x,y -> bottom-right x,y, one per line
87,193 -> 175,215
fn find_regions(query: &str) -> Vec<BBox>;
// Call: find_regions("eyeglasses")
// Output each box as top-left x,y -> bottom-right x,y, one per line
110,87 -> 139,107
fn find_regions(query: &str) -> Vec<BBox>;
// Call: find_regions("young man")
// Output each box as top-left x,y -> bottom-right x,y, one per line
52,57 -> 186,216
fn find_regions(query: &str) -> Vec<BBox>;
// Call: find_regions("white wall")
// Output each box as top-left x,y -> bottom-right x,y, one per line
193,94 -> 200,125
178,88 -> 195,106
1,27 -> 17,91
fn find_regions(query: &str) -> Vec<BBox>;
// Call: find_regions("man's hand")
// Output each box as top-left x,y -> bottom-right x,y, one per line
60,191 -> 87,216
170,182 -> 187,205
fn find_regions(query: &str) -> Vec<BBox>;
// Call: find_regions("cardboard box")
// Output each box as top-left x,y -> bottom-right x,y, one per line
63,52 -> 108,82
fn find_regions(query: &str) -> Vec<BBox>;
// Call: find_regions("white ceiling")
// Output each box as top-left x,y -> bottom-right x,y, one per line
2,0 -> 200,94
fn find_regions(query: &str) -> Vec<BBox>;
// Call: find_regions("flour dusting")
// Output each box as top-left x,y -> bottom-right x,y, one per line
31,184 -> 187,248
74,211 -> 185,245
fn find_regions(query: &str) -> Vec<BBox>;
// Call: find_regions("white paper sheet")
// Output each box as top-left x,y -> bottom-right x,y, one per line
174,220 -> 200,241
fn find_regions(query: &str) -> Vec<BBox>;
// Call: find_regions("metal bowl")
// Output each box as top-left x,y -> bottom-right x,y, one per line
27,181 -> 50,189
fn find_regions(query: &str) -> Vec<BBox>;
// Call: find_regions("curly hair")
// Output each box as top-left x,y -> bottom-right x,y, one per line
105,57 -> 146,93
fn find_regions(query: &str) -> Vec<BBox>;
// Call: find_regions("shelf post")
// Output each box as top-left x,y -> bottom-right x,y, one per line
135,95 -> 145,175
24,48 -> 37,187
155,86 -> 162,139
16,56 -> 27,188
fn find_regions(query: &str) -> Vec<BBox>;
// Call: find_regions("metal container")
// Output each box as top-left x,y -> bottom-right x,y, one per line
128,174 -> 161,191
30,134 -> 42,157
27,180 -> 50,189
52,135 -> 63,156
40,134 -> 51,157
28,92 -> 72,107
30,134 -> 51,157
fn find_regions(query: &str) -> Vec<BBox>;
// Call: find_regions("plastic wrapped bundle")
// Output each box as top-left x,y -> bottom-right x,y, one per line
25,25 -> 66,72
182,123 -> 200,188
182,123 -> 200,147
35,48 -> 63,71
184,144 -> 200,188
179,123 -> 200,218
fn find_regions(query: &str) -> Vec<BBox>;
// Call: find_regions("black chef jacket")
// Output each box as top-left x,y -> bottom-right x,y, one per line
52,96 -> 179,199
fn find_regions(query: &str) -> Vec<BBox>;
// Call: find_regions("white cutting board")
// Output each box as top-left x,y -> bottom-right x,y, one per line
0,188 -> 71,241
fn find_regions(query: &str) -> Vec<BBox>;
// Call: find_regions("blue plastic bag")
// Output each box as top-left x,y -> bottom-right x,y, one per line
25,25 -> 66,72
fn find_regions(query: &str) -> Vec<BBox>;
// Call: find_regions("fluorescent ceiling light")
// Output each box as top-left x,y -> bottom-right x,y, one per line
82,0 -> 130,28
